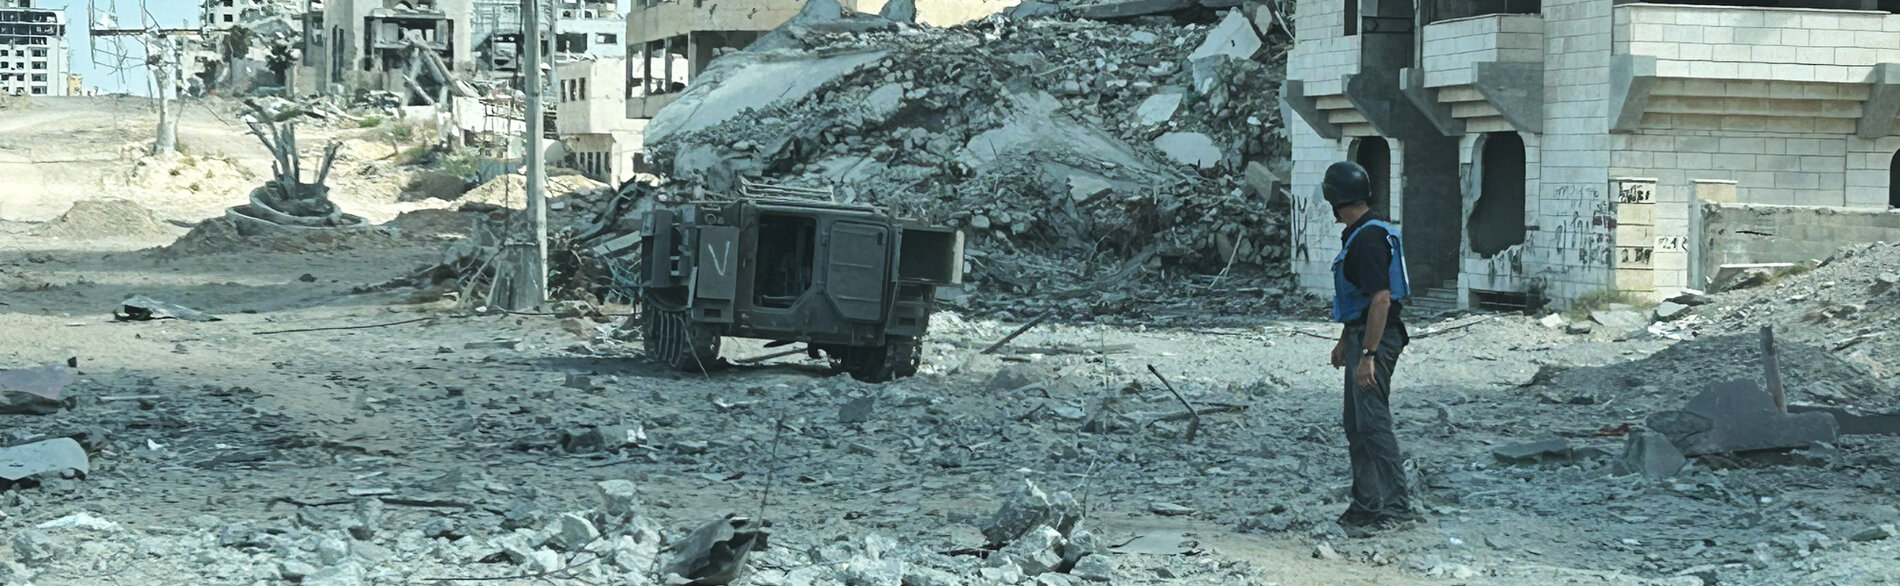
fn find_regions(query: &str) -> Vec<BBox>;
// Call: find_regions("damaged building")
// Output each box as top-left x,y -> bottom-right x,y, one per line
314,0 -> 472,96
1285,0 -> 1900,311
0,0 -> 66,97
556,56 -> 648,184
624,0 -> 1014,119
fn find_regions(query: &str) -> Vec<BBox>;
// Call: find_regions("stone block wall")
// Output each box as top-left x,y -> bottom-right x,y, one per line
1698,203 -> 1900,284
1527,0 -> 1615,302
1420,14 -> 1542,88
1287,0 -> 1360,96
1615,4 -> 1900,84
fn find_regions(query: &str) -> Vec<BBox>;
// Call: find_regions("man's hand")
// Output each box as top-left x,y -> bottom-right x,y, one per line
1331,341 -> 1346,369
1355,355 -> 1377,388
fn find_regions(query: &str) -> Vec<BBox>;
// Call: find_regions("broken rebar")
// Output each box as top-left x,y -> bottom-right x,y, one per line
1144,364 -> 1200,443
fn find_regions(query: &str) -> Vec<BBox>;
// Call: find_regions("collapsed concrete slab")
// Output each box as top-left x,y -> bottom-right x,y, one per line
959,89 -> 1152,172
644,50 -> 892,146
1491,437 -> 1571,463
1188,10 -> 1262,63
1645,380 -> 1839,456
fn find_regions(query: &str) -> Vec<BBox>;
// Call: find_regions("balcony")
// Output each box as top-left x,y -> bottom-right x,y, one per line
1403,13 -> 1543,135
1282,35 -> 1369,138
1610,4 -> 1900,137
626,0 -> 810,45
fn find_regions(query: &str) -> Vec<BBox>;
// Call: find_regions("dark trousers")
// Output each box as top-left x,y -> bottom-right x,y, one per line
1341,321 -> 1412,521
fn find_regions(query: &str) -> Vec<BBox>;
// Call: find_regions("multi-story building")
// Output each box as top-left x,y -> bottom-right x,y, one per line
0,0 -> 66,96
625,0 -> 1011,118
1283,0 -> 1900,310
556,57 -> 647,184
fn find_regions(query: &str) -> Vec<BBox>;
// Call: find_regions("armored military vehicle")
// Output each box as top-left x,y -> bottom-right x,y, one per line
634,197 -> 964,382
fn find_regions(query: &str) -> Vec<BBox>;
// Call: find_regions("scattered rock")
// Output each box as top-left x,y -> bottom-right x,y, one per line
1491,437 -> 1572,463
1134,91 -> 1182,127
1312,541 -> 1342,560
988,363 -> 1055,393
597,480 -> 640,518
1618,429 -> 1686,478
1654,301 -> 1691,321
10,530 -> 58,566
1850,524 -> 1895,542
1148,502 -> 1196,516
1069,552 -> 1117,582
279,560 -> 318,581
550,513 -> 601,551
1667,289 -> 1712,306
1565,320 -> 1594,335
995,524 -> 1065,576
564,374 -> 604,392
838,395 -> 876,424
1539,313 -> 1566,329
1590,309 -> 1649,331
981,479 -> 1083,546
1874,272 -> 1898,293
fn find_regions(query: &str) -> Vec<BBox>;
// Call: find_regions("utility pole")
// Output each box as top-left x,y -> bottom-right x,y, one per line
522,0 -> 548,305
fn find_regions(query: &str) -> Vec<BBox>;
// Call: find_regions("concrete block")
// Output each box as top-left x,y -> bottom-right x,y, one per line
1619,429 -> 1687,477
1646,379 -> 1840,456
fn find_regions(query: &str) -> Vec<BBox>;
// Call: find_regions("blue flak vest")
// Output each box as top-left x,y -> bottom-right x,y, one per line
1332,219 -> 1412,324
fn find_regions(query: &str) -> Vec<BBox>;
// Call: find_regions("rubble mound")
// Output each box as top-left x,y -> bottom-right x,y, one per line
156,217 -> 401,257
121,153 -> 255,203
1525,332 -> 1895,415
1696,241 -> 1900,383
382,208 -> 481,239
637,8 -> 1302,318
36,199 -> 181,240
462,172 -> 614,208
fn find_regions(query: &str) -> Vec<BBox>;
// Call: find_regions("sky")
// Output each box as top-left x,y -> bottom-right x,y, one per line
60,0 -> 202,95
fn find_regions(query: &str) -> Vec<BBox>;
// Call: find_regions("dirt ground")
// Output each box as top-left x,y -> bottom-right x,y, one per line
1,96 -> 1896,586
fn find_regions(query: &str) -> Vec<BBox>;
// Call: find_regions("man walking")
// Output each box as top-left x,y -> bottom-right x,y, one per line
1319,160 -> 1423,536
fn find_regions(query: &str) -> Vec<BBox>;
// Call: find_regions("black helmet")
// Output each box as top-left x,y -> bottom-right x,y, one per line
1321,161 -> 1372,208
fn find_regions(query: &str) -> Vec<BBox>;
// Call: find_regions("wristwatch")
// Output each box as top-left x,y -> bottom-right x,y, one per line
1361,348 -> 1378,360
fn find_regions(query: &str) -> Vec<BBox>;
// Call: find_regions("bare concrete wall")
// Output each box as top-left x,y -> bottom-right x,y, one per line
1698,203 -> 1900,287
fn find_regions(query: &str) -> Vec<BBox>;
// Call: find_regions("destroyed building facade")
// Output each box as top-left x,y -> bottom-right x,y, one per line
0,0 -> 67,97
1285,0 -> 1900,310
556,56 -> 648,183
313,0 -> 473,95
203,0 -> 304,29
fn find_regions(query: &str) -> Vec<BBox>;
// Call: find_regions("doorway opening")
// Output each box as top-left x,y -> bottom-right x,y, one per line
1470,132 -> 1528,256
1348,137 -> 1392,214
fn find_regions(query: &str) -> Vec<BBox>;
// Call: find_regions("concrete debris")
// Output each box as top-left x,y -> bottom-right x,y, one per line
279,560 -> 318,581
1067,173 -> 1116,202
877,0 -> 916,23
1590,309 -> 1649,332
995,524 -> 1066,575
597,480 -> 640,518
1134,91 -> 1182,126
0,437 -> 90,482
981,479 -> 1083,546
1148,502 -> 1196,516
35,512 -> 119,531
1654,301 -> 1692,321
1539,314 -> 1567,329
10,530 -> 59,566
1188,10 -> 1263,63
1850,524 -> 1896,542
116,295 -> 221,322
663,515 -> 770,585
1667,289 -> 1712,306
1491,437 -> 1572,463
0,362 -> 74,406
1875,272 -> 1899,293
1646,379 -> 1840,457
550,513 -> 601,551
1069,552 -> 1118,582
1565,320 -> 1595,335
1786,404 -> 1900,436
1312,541 -> 1342,560
838,395 -> 877,423
1153,132 -> 1222,169
1617,429 -> 1687,478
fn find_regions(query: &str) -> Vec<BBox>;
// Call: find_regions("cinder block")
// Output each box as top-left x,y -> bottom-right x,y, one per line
1737,170 -> 1777,187
1799,156 -> 1840,174
1847,169 -> 1888,188
1712,153 -> 1756,170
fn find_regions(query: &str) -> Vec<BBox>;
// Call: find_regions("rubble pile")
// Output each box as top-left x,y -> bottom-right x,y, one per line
620,3 -> 1304,318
